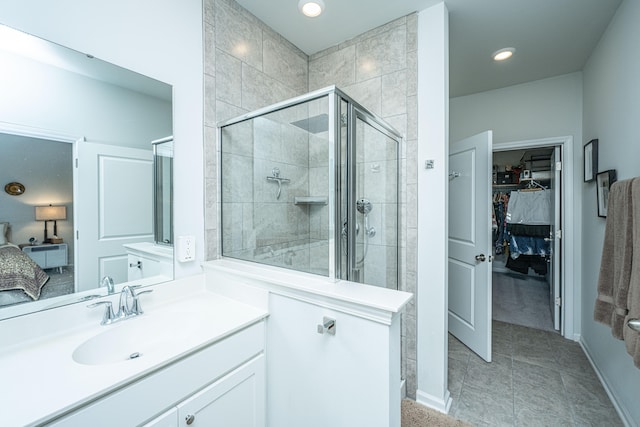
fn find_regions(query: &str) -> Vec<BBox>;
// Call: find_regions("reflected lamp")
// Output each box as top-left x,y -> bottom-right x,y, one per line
35,205 -> 66,243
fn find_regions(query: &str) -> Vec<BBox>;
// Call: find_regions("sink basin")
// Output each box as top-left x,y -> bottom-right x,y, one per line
72,312 -> 201,365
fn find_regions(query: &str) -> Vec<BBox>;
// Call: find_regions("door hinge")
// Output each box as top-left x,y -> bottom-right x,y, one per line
555,297 -> 562,306
76,230 -> 79,239
556,230 -> 562,239
75,158 -> 78,168
555,161 -> 562,171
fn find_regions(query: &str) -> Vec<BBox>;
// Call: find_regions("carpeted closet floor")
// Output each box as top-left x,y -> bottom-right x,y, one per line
492,271 -> 554,332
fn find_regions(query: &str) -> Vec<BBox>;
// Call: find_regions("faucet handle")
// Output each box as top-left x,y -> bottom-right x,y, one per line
117,285 -> 135,317
130,289 -> 153,315
88,301 -> 116,325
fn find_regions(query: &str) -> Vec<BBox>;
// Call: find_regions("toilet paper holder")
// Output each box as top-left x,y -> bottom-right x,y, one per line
317,316 -> 336,335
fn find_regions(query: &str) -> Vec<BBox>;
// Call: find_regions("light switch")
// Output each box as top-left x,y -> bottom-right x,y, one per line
177,235 -> 195,262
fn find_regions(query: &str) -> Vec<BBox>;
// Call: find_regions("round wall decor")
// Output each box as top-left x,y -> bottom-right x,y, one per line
4,182 -> 25,196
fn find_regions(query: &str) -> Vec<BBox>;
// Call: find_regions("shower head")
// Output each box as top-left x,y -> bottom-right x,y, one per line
290,113 -> 329,134
356,198 -> 373,215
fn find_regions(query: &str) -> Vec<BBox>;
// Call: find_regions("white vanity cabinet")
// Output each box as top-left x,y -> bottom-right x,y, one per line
48,321 -> 265,427
124,242 -> 173,282
143,355 -> 265,427
176,355 -> 264,426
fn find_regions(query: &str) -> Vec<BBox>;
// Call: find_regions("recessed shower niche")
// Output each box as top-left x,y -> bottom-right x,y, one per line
218,86 -> 401,289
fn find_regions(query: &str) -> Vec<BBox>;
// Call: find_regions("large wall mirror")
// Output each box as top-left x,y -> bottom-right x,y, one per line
0,23 -> 174,320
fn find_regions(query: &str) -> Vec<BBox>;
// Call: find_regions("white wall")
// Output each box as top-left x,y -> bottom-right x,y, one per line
450,72 -> 584,339
0,50 -> 171,148
450,73 -> 583,144
415,2 -> 450,411
0,0 -> 204,278
582,0 -> 640,424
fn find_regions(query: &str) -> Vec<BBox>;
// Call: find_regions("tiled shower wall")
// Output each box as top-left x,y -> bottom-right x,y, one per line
204,0 -> 419,398
203,0 -> 309,259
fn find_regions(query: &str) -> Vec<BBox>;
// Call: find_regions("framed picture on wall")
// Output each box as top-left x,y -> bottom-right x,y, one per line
584,139 -> 598,182
596,169 -> 616,217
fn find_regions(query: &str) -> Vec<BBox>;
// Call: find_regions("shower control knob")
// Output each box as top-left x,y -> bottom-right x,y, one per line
475,254 -> 486,262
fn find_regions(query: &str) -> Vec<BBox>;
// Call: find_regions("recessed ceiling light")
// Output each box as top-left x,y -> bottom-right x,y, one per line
298,0 -> 325,17
492,47 -> 516,61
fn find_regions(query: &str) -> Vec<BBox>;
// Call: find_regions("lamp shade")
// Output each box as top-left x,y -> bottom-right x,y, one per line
35,205 -> 66,221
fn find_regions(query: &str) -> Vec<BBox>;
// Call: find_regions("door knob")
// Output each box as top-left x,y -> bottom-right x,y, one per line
628,319 -> 640,332
475,254 -> 486,262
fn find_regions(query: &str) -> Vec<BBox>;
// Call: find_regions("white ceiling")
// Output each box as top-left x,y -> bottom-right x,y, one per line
234,0 -> 622,97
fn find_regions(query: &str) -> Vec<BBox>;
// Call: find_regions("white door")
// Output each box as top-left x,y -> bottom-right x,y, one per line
549,147 -> 562,331
448,131 -> 493,362
75,142 -> 153,291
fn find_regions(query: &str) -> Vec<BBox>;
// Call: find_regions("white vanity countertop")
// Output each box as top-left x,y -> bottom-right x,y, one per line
0,284 -> 268,427
204,259 -> 413,320
123,242 -> 174,259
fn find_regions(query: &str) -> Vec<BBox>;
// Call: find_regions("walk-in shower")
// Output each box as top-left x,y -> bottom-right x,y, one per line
218,86 -> 401,289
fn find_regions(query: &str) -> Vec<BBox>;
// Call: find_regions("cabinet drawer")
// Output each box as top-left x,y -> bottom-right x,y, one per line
47,249 -> 67,266
177,355 -> 265,427
27,251 -> 46,266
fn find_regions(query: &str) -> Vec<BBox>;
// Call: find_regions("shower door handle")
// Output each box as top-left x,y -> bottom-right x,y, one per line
475,254 -> 486,262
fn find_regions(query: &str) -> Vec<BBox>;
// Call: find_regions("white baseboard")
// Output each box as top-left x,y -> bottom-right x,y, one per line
415,389 -> 452,414
579,338 -> 635,427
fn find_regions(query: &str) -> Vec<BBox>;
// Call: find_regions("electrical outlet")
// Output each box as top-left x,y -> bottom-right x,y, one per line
177,235 -> 195,262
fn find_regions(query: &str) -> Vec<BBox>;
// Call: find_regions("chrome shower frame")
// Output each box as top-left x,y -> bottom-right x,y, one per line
217,86 -> 402,285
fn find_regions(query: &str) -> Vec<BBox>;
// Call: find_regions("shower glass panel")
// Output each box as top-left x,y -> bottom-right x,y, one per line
219,87 -> 401,289
351,112 -> 398,289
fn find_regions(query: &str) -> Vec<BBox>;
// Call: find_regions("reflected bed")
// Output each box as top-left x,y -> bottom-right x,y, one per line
0,222 -> 50,304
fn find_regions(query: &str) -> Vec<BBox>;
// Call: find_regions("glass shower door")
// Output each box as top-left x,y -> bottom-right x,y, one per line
348,109 -> 399,289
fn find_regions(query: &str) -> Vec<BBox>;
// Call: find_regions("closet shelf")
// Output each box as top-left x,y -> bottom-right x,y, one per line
294,196 -> 328,205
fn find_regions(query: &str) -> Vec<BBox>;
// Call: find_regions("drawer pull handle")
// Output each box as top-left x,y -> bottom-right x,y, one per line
185,414 -> 195,425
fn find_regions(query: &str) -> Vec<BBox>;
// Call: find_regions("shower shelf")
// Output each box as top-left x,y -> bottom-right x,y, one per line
294,196 -> 328,206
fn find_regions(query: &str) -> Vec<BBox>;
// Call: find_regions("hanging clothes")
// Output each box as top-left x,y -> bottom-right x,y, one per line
504,188 -> 550,276
506,190 -> 551,225
492,192 -> 510,255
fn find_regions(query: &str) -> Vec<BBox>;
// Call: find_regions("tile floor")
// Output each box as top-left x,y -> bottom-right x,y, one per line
448,321 -> 623,426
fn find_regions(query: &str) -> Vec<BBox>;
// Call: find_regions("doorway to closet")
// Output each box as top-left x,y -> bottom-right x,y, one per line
492,145 -> 561,332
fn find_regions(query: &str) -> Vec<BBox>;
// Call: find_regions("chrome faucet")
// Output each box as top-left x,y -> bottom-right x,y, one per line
88,285 -> 153,325
101,276 -> 115,294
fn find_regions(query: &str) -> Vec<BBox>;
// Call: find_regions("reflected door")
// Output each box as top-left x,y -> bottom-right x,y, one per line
75,142 -> 153,291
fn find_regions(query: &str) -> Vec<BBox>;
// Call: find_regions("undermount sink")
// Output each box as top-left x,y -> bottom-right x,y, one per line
72,312 -> 201,365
